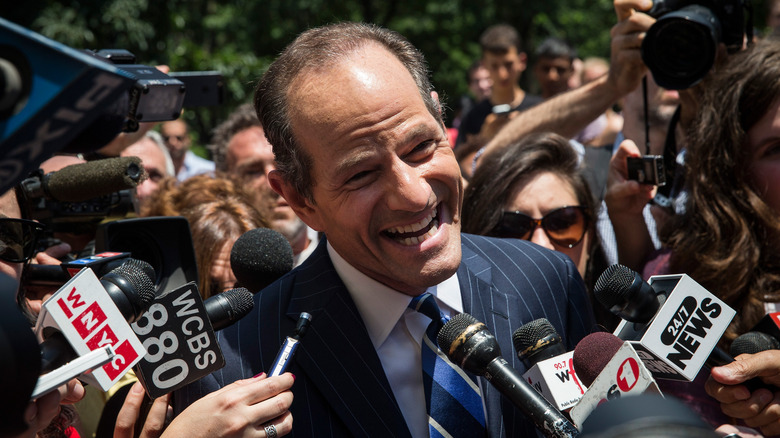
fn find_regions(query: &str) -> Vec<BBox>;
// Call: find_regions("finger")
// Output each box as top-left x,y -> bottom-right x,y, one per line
711,351 -> 780,385
705,375 -> 751,403
720,390 -> 774,420
260,411 -> 293,438
715,423 -> 764,438
114,382 -> 146,438
245,373 -> 295,405
138,393 -> 171,438
59,379 -> 85,404
248,391 -> 294,426
614,0 -> 653,21
38,242 -> 71,261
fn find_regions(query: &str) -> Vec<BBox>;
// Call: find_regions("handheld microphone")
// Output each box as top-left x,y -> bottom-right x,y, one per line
20,156 -> 144,202
516,319 -> 586,411
568,332 -> 661,429
730,331 -> 780,356
439,313 -> 580,438
514,318 -> 568,368
230,228 -> 294,293
594,264 -> 736,381
34,259 -> 156,394
132,284 -> 254,398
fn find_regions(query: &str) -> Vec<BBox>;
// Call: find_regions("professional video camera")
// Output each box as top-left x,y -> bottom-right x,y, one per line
641,0 -> 753,90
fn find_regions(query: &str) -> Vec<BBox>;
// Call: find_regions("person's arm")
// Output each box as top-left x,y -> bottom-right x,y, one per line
604,140 -> 656,271
480,0 -> 654,161
705,351 -> 780,436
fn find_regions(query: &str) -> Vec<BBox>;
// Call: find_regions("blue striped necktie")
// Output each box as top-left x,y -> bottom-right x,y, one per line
408,293 -> 487,438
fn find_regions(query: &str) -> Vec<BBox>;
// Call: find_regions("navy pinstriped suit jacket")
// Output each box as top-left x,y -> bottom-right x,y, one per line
174,234 -> 595,437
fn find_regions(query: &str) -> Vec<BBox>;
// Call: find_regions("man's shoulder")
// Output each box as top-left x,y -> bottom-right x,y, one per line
461,233 -> 571,267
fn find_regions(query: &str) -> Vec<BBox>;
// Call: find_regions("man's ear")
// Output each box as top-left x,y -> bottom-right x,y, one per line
267,170 -> 324,231
431,91 -> 443,118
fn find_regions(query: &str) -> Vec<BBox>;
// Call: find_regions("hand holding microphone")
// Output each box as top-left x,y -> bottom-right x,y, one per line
114,373 -> 294,438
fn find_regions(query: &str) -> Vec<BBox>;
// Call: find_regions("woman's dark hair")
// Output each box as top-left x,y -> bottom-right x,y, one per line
662,37 -> 780,345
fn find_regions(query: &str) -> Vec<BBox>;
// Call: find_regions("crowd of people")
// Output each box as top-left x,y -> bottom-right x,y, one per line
4,0 -> 780,437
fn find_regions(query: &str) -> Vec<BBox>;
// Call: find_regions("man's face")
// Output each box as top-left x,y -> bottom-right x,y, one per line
278,44 -> 463,295
226,126 -> 305,240
534,56 -> 574,98
469,65 -> 493,101
482,47 -> 527,94
120,138 -> 169,204
160,120 -> 190,160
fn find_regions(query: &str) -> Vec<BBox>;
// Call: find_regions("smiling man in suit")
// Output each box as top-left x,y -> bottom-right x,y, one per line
176,22 -> 596,437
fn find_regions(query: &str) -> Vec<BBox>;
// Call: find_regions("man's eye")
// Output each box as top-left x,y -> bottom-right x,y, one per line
407,140 -> 436,159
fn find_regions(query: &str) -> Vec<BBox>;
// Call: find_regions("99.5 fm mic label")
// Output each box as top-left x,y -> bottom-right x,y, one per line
132,282 -> 224,399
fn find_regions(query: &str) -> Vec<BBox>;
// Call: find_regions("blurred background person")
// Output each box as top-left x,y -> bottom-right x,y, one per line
461,132 -> 615,331
533,36 -> 577,100
456,23 -> 542,148
120,130 -> 175,210
209,103 -> 319,266
142,172 -> 271,299
160,119 -> 215,181
450,60 -> 493,144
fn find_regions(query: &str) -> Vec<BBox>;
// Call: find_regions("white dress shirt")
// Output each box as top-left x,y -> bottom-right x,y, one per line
327,242 -> 467,438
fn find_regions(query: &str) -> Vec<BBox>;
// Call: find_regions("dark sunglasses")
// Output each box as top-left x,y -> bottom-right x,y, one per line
492,206 -> 589,248
0,218 -> 45,263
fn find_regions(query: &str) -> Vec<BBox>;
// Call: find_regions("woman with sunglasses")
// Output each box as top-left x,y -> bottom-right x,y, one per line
462,132 -> 617,331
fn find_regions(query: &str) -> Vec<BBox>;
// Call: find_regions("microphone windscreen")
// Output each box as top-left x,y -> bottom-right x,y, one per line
730,331 -> 780,356
593,264 -> 659,323
593,264 -> 638,309
230,228 -> 294,293
204,287 -> 254,331
109,258 -> 157,310
45,156 -> 144,202
572,331 -> 624,387
512,318 -> 565,366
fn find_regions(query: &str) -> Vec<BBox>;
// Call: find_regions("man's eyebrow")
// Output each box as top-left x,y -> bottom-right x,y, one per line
333,150 -> 376,176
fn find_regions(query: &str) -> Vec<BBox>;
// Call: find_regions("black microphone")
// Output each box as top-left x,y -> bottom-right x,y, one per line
513,318 -> 568,368
730,331 -> 780,356
230,228 -> 294,293
39,258 -> 157,374
203,287 -> 254,331
593,264 -> 661,323
20,156 -> 144,202
438,313 -> 580,438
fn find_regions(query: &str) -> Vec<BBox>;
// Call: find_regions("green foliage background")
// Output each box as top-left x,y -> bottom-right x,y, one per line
2,0 -> 771,153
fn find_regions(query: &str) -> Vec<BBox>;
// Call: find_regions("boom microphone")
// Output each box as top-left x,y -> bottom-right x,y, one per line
230,228 -> 294,293
20,156 -> 144,202
438,313 -> 580,438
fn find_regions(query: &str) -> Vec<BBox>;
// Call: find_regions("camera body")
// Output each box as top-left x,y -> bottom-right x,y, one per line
627,155 -> 667,186
642,0 -> 749,90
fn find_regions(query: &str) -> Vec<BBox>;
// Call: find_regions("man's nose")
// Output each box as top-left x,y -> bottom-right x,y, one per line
386,162 -> 431,211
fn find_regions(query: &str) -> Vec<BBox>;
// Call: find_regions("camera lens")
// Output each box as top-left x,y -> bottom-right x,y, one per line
642,4 -> 721,90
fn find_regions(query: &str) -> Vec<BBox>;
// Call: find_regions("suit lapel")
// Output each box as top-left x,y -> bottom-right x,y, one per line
283,243 -> 412,437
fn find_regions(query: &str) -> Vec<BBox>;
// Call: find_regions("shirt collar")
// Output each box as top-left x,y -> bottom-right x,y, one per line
327,242 -> 462,349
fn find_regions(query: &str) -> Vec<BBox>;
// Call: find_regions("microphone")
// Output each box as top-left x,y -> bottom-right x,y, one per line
230,228 -> 294,293
568,332 -> 662,429
203,287 -> 255,331
514,318 -> 568,368
33,259 -> 156,394
438,313 -> 580,438
20,156 -> 144,202
132,284 -> 254,398
594,264 -> 736,381
730,331 -> 780,356
515,319 -> 586,411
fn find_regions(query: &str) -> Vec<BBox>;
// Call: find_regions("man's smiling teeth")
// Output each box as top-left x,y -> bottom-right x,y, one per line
385,210 -> 439,246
